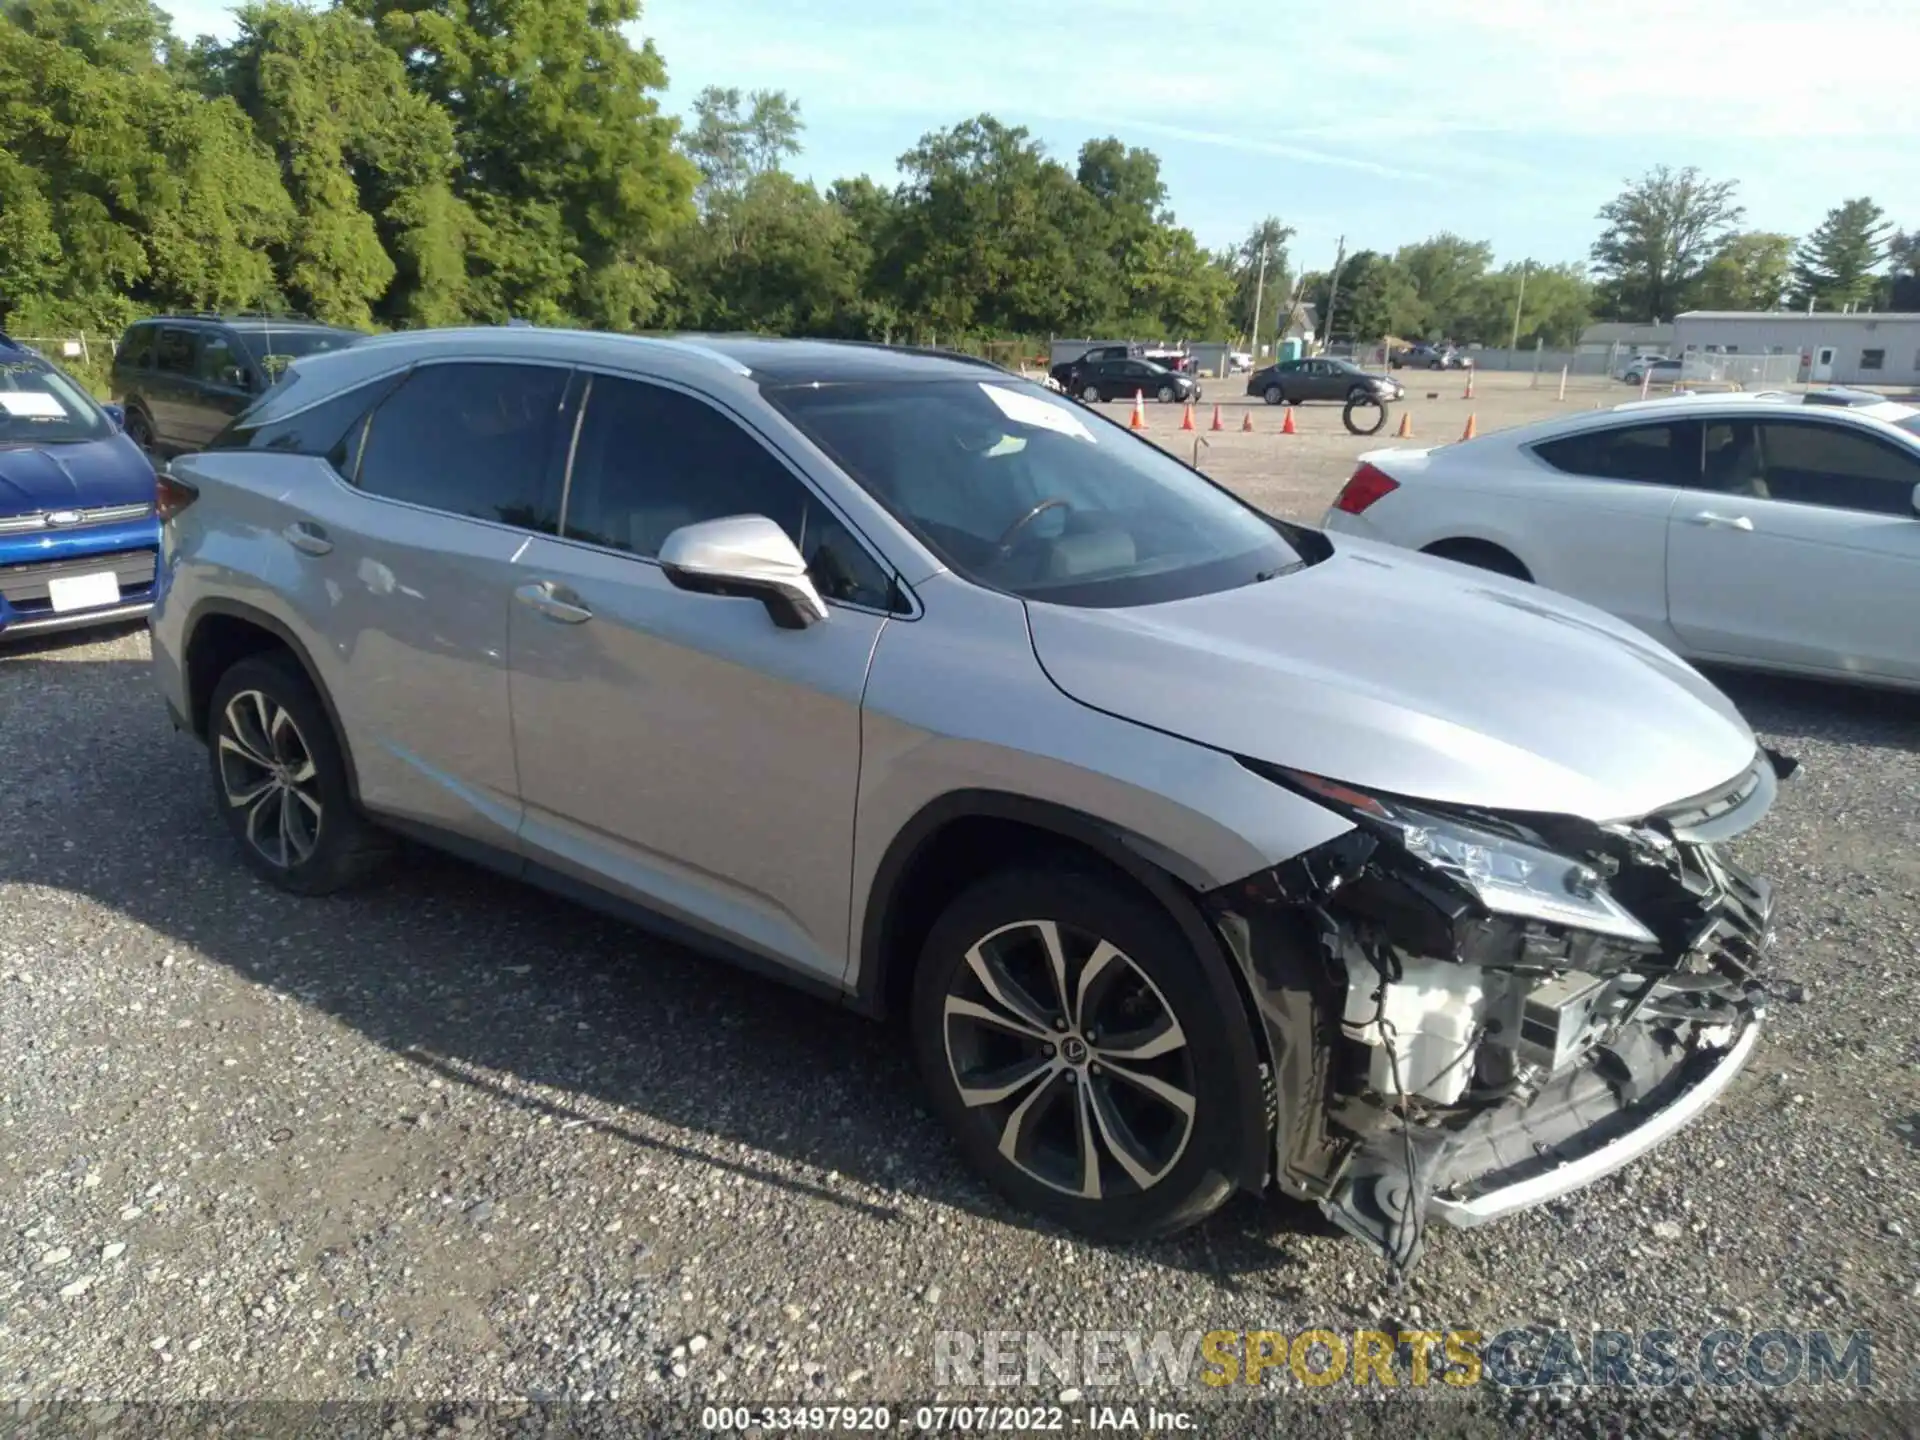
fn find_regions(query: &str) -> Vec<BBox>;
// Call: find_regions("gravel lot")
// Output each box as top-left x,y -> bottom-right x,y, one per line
4,382 -> 1918,1432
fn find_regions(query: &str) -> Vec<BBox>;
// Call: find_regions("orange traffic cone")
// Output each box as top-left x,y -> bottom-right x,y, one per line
1209,403 -> 1225,432
1460,413 -> 1478,440
1394,412 -> 1413,438
1241,410 -> 1254,432
1129,391 -> 1148,430
1180,402 -> 1196,431
1280,407 -> 1298,436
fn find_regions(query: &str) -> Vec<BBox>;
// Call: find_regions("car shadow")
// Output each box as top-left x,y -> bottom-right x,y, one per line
0,651 -> 1335,1286
1699,664 -> 1920,755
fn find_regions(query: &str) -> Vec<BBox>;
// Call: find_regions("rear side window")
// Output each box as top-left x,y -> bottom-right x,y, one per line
353,362 -> 567,532
195,332 -> 246,389
209,372 -> 406,468
1754,420 -> 1920,515
155,328 -> 196,376
115,328 -> 154,369
1532,422 -> 1699,485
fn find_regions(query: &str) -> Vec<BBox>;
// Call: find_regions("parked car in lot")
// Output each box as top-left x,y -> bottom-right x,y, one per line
1247,358 -> 1403,406
1321,391 -> 1920,689
111,313 -> 364,458
1065,357 -> 1200,405
1620,355 -> 1682,386
0,333 -> 159,641
1390,342 -> 1471,370
151,328 -> 1784,1271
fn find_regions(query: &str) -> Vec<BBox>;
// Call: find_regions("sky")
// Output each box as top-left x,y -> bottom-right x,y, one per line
163,0 -> 1920,276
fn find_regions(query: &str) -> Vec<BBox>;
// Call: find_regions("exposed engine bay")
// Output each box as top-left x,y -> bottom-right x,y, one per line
1207,746 -> 1795,1278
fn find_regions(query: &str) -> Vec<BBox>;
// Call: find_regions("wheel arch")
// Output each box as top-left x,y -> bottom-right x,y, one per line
1419,535 -> 1535,582
853,789 -> 1274,1194
183,598 -> 363,804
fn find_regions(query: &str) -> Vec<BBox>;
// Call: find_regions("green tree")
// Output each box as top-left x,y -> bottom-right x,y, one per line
1694,231 -> 1793,312
350,0 -> 696,327
197,2 -> 470,328
1217,216 -> 1294,345
1460,261 -> 1591,347
1877,228 -> 1920,310
1590,165 -> 1743,322
683,85 -> 802,209
1790,197 -> 1890,310
1394,233 -> 1492,339
0,0 -> 292,330
1315,251 -> 1421,341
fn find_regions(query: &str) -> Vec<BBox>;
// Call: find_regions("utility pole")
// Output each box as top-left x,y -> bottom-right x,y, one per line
1248,242 -> 1269,359
1320,235 -> 1348,352
1509,258 -> 1530,352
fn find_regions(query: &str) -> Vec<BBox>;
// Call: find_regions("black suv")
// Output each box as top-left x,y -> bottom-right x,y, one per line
110,314 -> 364,457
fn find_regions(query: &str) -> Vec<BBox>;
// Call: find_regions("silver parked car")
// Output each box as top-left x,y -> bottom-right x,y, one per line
149,328 -> 1788,1273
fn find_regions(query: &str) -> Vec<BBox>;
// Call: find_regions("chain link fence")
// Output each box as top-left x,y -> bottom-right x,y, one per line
7,333 -> 114,395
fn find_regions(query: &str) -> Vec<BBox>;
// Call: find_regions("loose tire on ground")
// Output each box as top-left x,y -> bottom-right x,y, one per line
1343,393 -> 1389,436
910,866 -> 1242,1242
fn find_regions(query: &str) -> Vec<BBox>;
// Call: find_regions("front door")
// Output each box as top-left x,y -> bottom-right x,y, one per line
1667,416 -> 1920,682
1812,347 -> 1836,382
507,371 -> 899,984
148,326 -> 201,452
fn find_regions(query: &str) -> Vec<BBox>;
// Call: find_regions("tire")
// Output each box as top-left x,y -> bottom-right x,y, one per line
910,866 -> 1242,1242
206,652 -> 391,895
1422,539 -> 1533,582
1082,384 -> 1102,403
1157,384 -> 1176,404
1343,395 -> 1389,436
124,408 -> 157,454
1263,385 -> 1283,406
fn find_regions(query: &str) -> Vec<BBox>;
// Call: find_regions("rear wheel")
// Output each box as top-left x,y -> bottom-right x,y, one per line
1263,385 -> 1283,406
124,409 -> 157,454
207,653 -> 391,894
1082,384 -> 1102,403
1423,538 -> 1532,582
911,867 -> 1242,1241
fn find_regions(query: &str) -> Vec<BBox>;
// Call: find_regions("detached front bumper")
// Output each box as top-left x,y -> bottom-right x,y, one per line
1428,1000 -> 1762,1228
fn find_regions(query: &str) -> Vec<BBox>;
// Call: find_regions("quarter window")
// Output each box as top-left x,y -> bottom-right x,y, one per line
209,373 -> 406,467
353,362 -> 567,532
562,374 -> 897,610
1532,422 -> 1700,485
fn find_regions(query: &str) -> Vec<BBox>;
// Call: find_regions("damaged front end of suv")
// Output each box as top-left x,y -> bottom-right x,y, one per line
1207,747 -> 1796,1277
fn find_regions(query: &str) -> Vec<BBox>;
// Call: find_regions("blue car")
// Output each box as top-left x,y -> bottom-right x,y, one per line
0,334 -> 160,642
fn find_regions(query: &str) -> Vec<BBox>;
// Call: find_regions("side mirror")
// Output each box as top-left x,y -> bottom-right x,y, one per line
221,366 -> 251,391
102,403 -> 126,430
658,514 -> 828,630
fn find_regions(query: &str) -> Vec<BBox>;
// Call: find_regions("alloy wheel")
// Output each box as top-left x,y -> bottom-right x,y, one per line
217,689 -> 323,869
941,918 -> 1197,1200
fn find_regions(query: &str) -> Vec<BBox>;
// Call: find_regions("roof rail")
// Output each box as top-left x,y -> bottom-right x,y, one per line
145,310 -> 322,324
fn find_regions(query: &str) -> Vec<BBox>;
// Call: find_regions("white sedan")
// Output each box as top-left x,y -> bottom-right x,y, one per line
1321,391 -> 1920,690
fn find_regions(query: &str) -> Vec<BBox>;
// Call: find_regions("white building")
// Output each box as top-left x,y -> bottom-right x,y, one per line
1670,311 -> 1920,386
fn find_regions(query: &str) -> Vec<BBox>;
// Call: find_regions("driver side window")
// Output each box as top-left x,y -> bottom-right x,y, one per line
563,374 -> 898,610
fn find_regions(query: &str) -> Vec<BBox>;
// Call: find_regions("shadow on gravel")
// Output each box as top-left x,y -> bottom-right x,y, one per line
1,648 -> 1908,1287
1701,665 -> 1920,755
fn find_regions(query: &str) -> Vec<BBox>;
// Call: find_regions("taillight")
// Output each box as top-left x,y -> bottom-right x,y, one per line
155,471 -> 199,521
1332,462 -> 1399,515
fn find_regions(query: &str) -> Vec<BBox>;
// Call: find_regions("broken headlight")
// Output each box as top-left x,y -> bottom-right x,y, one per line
1274,769 -> 1658,946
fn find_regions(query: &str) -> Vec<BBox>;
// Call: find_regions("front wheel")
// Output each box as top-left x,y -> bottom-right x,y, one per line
1082,384 -> 1102,403
910,867 -> 1242,1241
124,409 -> 157,455
207,652 -> 391,895
1157,384 -> 1176,403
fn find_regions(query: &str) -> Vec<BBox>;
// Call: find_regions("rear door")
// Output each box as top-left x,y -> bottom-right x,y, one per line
295,358 -> 574,844
1517,419 -> 1701,640
183,327 -> 257,451
148,326 -> 201,451
1666,416 -> 1920,681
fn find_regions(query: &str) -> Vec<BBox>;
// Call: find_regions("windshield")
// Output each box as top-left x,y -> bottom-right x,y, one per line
232,328 -> 360,381
770,379 -> 1306,607
0,356 -> 111,446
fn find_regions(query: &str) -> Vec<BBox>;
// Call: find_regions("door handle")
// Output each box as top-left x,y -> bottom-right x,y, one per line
515,581 -> 592,624
1689,511 -> 1754,531
283,521 -> 333,556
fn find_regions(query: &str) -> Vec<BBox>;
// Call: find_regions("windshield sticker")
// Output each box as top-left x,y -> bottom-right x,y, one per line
0,391 -> 67,419
981,383 -> 1095,443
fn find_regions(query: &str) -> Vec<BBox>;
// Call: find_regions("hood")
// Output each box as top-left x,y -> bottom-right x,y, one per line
1025,535 -> 1758,824
0,435 -> 153,516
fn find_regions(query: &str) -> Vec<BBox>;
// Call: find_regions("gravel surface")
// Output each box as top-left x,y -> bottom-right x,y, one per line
3,414 -> 1918,1432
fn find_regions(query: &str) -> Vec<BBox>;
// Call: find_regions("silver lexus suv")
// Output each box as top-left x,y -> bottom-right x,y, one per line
149,328 -> 1789,1273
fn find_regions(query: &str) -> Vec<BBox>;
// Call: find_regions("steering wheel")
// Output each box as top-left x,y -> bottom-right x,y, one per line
994,497 -> 1073,556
